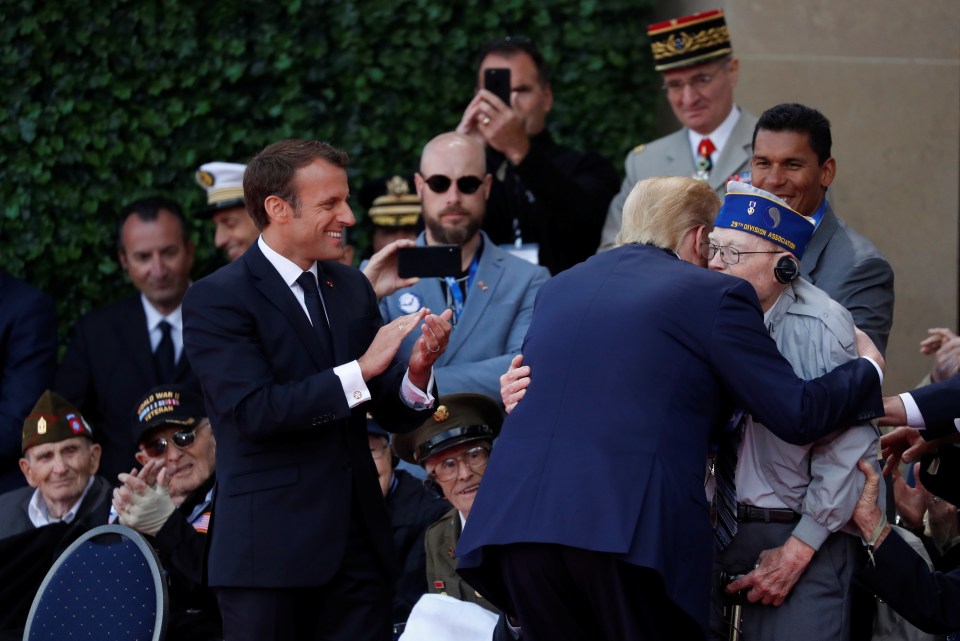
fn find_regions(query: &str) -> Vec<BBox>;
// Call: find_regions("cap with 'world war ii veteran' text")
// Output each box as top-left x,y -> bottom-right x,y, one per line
132,384 -> 206,445
22,390 -> 94,453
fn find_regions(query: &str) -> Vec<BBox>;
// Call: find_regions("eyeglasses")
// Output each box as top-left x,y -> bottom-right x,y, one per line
661,62 -> 728,93
423,175 -> 484,195
142,428 -> 199,457
428,445 -> 490,482
700,242 -> 784,265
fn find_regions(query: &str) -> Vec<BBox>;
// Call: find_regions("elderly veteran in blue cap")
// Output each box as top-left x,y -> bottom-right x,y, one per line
196,161 -> 259,262
704,182 -> 880,641
0,390 -> 110,539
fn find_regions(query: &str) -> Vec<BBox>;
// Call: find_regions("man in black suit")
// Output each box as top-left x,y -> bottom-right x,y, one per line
0,270 -> 57,493
55,197 -> 200,483
182,139 -> 452,641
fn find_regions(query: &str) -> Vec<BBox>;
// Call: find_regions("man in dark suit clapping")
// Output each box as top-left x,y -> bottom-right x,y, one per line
182,139 -> 452,641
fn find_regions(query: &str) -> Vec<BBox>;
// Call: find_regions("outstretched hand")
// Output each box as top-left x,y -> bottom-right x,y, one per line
500,354 -> 530,414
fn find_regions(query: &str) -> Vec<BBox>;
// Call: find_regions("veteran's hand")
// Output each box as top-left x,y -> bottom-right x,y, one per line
726,536 -> 815,606
500,354 -> 530,414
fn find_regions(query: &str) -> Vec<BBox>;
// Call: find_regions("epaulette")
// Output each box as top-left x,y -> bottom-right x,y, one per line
789,303 -> 855,349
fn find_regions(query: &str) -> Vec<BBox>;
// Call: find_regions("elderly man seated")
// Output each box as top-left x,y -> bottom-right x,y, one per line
111,384 -> 220,641
366,416 -> 450,625
709,183 -> 880,641
0,390 -> 111,637
394,393 -> 518,640
0,390 -> 110,537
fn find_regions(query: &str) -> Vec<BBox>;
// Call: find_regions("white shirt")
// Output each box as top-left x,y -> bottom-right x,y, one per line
257,236 -> 434,409
28,476 -> 96,528
142,295 -> 184,363
686,105 -> 741,168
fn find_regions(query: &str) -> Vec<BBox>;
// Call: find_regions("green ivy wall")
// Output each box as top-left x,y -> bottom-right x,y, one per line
0,0 -> 658,343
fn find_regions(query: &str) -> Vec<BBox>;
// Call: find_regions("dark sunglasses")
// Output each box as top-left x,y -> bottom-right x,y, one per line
423,174 -> 484,195
142,429 -> 199,457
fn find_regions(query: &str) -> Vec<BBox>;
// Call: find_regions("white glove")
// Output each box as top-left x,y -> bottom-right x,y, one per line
118,479 -> 176,536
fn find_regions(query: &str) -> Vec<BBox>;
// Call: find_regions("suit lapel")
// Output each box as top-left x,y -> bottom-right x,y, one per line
246,245 -> 333,370
119,297 -> 158,385
799,201 -> 837,282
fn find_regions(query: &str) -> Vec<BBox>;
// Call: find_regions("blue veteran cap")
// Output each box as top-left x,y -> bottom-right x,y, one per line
715,182 -> 816,259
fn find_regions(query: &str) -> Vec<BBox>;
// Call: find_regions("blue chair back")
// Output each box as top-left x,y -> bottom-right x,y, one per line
23,524 -> 168,641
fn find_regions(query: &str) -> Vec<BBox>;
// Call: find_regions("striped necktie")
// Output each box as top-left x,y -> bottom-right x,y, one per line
714,409 -> 745,550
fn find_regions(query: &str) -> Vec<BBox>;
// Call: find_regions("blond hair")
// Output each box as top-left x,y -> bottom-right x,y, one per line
615,176 -> 720,251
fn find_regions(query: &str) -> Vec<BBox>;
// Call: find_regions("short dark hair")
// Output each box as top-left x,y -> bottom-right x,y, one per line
753,103 -> 832,165
244,139 -> 349,230
117,196 -> 187,254
477,36 -> 550,87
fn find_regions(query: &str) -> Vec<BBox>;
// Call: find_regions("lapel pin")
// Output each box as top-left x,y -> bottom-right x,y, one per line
478,280 -> 488,292
326,280 -> 334,288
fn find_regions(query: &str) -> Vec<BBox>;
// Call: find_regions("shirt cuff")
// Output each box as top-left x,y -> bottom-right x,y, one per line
863,356 -> 884,385
401,369 -> 435,409
899,392 -> 925,429
334,361 -> 371,408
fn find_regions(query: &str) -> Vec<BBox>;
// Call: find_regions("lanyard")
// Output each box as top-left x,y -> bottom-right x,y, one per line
444,253 -> 480,325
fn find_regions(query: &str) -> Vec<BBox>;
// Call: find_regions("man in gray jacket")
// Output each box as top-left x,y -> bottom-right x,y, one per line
598,9 -> 756,251
707,183 -> 879,641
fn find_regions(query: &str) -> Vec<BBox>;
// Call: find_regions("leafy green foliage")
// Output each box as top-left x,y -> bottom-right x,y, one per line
0,0 -> 658,344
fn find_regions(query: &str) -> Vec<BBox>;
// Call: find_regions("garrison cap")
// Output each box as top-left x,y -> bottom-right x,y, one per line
22,390 -> 93,453
715,181 -> 815,258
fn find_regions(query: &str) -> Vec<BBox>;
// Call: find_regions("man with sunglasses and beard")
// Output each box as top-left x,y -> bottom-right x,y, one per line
112,384 -> 221,641
380,132 -> 549,401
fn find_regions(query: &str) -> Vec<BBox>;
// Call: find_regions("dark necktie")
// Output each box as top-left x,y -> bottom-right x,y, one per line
154,320 -> 176,383
697,137 -> 716,175
714,409 -> 745,550
296,271 -> 334,354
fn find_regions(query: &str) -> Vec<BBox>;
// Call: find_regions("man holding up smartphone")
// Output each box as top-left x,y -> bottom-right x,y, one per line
456,37 -> 619,276
380,132 -> 549,401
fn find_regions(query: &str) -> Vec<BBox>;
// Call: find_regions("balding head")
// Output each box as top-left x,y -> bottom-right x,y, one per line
415,132 -> 492,248
420,132 -> 486,175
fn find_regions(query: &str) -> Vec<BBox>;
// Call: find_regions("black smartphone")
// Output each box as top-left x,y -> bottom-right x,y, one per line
483,67 -> 511,106
397,245 -> 462,278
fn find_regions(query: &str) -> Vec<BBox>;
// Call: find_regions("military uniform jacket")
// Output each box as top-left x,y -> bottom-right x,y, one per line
598,109 -> 757,251
387,469 -> 451,622
741,278 -> 880,550
425,508 -> 499,615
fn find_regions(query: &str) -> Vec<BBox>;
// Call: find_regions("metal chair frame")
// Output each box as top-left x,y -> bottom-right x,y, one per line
23,523 -> 168,641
